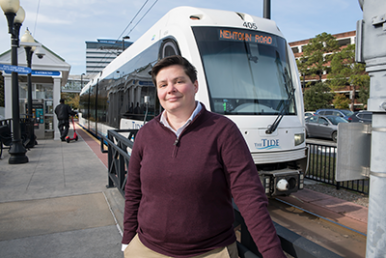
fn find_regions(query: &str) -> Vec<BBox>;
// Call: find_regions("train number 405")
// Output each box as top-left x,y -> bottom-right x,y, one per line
243,22 -> 257,30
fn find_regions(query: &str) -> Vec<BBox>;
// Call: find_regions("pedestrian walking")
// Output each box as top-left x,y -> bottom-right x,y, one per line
54,98 -> 76,141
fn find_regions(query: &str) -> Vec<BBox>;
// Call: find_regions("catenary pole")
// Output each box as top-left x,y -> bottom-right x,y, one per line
263,0 -> 270,19
357,1 -> 386,257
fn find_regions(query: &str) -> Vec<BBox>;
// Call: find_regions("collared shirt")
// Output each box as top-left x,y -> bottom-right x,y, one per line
160,101 -> 202,137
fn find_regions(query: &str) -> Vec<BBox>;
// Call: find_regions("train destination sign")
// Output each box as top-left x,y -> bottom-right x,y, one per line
0,63 -> 31,74
218,29 -> 277,46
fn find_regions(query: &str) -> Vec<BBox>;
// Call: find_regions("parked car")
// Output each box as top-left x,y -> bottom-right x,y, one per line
305,115 -> 348,142
315,109 -> 354,121
304,111 -> 315,119
348,110 -> 372,123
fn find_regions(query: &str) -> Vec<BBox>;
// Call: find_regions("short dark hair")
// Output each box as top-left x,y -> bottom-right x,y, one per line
151,55 -> 197,86
60,98 -> 65,104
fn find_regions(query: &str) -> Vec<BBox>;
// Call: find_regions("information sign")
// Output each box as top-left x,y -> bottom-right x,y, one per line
0,63 -> 31,74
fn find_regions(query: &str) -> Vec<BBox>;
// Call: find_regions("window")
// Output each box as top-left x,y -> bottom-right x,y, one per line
291,47 -> 299,54
193,27 -> 297,115
318,117 -> 328,124
337,38 -> 351,47
308,116 -> 318,123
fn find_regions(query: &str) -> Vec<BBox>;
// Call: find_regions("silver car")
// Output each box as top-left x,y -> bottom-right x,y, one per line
305,115 -> 348,142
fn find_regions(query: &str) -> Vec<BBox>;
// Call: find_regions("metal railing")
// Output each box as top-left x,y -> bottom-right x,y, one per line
1,117 -> 35,158
101,129 -> 138,197
306,143 -> 369,195
101,129 -> 344,258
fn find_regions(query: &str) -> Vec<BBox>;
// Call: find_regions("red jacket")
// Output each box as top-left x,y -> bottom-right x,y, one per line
122,104 -> 285,258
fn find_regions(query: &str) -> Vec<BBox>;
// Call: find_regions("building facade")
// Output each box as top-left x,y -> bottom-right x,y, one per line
85,39 -> 132,76
0,44 -> 71,140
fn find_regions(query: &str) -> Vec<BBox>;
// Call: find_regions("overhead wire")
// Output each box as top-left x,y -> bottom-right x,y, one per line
117,0 -> 150,40
88,0 -> 159,75
127,0 -> 159,36
32,0 -> 41,37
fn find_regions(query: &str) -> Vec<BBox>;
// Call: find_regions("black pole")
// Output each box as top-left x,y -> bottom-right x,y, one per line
263,0 -> 271,19
8,20 -> 28,164
81,75 -> 83,89
122,36 -> 130,52
25,46 -> 36,148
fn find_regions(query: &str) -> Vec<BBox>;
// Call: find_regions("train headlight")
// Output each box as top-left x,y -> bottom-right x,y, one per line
294,133 -> 305,146
276,179 -> 289,191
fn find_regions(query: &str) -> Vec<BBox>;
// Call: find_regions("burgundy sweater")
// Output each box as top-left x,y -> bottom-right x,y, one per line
122,105 -> 285,258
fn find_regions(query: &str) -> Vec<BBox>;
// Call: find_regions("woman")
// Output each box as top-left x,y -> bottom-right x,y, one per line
122,55 -> 285,258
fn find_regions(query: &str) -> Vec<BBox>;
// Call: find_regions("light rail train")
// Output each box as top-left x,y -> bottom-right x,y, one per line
79,6 -> 309,196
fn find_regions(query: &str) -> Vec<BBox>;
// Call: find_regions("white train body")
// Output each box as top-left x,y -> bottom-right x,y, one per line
79,6 -> 308,196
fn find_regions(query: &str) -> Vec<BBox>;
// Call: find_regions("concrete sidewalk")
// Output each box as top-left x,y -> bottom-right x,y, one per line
0,130 -> 124,258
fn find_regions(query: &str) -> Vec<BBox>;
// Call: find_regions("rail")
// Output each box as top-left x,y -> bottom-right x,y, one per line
101,129 -> 344,258
306,143 -> 369,195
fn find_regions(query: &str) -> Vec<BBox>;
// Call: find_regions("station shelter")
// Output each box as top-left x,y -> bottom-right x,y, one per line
0,44 -> 71,141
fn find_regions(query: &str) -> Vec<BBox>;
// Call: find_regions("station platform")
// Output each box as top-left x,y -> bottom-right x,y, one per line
0,125 -> 125,258
0,123 -> 368,257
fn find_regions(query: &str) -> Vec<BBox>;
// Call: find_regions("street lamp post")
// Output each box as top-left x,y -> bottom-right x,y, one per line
20,28 -> 37,148
80,73 -> 85,89
122,36 -> 130,52
0,0 -> 28,164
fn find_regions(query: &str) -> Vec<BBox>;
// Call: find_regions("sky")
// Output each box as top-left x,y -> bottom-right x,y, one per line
0,0 -> 364,75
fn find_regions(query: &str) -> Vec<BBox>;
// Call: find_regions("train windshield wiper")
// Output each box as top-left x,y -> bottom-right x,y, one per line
265,110 -> 284,134
266,88 -> 295,134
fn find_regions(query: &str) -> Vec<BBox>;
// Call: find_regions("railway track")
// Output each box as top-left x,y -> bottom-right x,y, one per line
268,198 -> 366,258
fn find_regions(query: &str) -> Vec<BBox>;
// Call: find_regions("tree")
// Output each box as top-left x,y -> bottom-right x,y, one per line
357,79 -> 370,109
61,93 -> 79,110
303,82 -> 334,111
333,94 -> 350,109
296,58 -> 309,89
328,44 -> 370,110
301,32 -> 341,81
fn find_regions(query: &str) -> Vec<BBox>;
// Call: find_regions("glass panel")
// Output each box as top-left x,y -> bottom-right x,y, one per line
319,117 -> 328,124
36,84 -> 45,99
193,27 -> 296,115
19,99 -> 26,115
20,83 -> 28,99
309,116 -> 318,123
45,100 -> 54,114
36,84 -> 53,99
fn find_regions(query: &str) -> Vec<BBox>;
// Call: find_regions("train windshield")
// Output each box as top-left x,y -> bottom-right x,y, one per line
192,27 -> 296,115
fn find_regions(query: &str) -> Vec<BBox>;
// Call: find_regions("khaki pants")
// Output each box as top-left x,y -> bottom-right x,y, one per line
124,234 -> 238,258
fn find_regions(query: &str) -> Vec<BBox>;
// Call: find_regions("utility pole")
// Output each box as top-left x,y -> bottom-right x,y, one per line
356,1 -> 386,257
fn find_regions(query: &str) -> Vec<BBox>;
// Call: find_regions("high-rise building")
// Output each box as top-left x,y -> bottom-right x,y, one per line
85,39 -> 132,76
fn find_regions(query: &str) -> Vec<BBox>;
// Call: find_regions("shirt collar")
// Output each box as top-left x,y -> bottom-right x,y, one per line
160,102 -> 202,136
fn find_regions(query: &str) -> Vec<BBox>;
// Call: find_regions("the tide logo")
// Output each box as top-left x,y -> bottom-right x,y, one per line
254,139 -> 281,150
